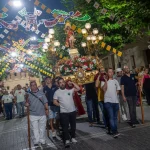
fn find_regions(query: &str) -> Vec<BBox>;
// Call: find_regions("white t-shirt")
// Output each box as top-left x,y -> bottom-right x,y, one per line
14,89 -> 25,103
53,88 -> 76,113
101,79 -> 121,103
2,94 -> 14,103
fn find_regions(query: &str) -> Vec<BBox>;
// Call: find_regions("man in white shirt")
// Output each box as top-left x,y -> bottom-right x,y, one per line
101,68 -> 121,138
14,84 -> 26,118
53,78 -> 80,148
2,90 -> 14,120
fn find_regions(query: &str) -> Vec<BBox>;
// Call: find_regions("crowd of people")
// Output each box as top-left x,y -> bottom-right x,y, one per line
0,65 -> 149,148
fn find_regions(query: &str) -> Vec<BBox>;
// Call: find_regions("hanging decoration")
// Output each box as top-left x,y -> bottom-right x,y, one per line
18,7 -> 27,17
0,12 -> 8,18
0,19 -> 18,30
34,8 -> 42,16
25,14 -> 37,31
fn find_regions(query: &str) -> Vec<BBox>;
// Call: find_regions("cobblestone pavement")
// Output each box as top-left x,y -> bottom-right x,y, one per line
0,104 -> 150,150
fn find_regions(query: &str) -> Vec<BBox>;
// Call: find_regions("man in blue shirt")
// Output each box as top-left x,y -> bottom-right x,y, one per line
43,77 -> 59,137
121,66 -> 137,128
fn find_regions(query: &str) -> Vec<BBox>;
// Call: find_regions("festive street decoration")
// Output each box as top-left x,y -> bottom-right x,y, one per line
18,7 -> 27,17
0,19 -> 18,30
25,14 -> 37,31
0,12 -> 8,18
34,8 -> 42,16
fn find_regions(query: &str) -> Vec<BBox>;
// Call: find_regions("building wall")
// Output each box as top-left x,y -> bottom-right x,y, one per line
102,36 -> 149,71
3,72 -> 40,91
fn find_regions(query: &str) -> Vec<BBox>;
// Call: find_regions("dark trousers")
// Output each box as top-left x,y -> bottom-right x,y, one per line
4,102 -> 13,120
126,96 -> 137,124
144,88 -> 150,105
60,111 -> 76,141
104,102 -> 119,134
86,99 -> 100,123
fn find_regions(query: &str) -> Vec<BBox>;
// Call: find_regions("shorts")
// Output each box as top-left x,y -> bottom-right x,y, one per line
49,106 -> 59,119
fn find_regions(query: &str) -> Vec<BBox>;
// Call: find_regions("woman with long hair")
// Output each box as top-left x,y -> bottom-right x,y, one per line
141,68 -> 150,105
65,80 -> 85,116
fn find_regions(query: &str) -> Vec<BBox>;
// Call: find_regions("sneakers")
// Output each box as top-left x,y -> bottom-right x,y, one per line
71,138 -> 77,143
52,131 -> 56,138
65,140 -> 70,148
113,132 -> 120,138
131,124 -> 136,128
122,114 -> 127,121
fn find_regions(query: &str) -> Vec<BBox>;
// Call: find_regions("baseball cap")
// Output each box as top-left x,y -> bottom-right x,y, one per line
116,68 -> 122,72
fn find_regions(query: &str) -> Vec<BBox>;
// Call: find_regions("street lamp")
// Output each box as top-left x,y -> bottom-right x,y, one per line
11,52 -> 17,57
93,28 -> 99,35
81,29 -> 87,34
12,0 -> 22,7
54,41 -> 60,47
98,35 -> 103,40
45,37 -> 50,43
81,42 -> 87,47
85,23 -> 91,29
49,29 -> 55,35
48,34 -> 53,39
30,36 -> 36,41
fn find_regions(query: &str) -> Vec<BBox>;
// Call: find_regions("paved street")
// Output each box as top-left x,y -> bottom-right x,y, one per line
0,104 -> 150,150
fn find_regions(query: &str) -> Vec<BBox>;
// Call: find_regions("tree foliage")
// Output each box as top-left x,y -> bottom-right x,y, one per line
62,0 -> 150,51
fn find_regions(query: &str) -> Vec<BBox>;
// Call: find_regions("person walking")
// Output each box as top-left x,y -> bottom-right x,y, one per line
2,90 -> 14,120
14,84 -> 26,118
115,68 -> 129,121
25,81 -> 49,148
43,77 -> 59,138
53,78 -> 80,148
101,68 -> 121,138
121,66 -> 138,128
85,82 -> 100,126
141,68 -> 150,105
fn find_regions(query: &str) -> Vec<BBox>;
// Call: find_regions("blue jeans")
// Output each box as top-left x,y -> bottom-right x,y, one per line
104,102 -> 119,134
98,101 -> 106,126
86,100 -> 93,123
17,102 -> 24,117
4,102 -> 13,119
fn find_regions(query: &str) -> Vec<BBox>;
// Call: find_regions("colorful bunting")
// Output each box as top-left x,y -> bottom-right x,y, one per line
0,12 -> 8,18
93,2 -> 100,9
18,7 -> 27,17
0,20 -> 18,30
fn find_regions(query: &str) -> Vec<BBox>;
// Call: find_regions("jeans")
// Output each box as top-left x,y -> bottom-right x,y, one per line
60,111 -> 76,142
104,102 -> 119,134
17,102 -> 24,117
126,96 -> 137,124
4,102 -> 13,119
92,100 -> 100,122
30,115 -> 46,144
86,99 -> 100,123
98,101 -> 106,126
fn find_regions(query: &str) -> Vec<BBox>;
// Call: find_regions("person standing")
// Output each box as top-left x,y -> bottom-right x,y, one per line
85,82 -> 100,126
14,84 -> 26,118
25,81 -> 49,148
2,90 -> 14,120
115,68 -> 129,121
43,77 -> 59,137
121,66 -> 137,127
66,80 -> 85,116
141,68 -> 150,105
95,69 -> 106,126
101,68 -> 121,138
53,78 -> 80,147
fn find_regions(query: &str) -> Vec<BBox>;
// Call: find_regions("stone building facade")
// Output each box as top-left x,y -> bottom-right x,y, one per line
102,36 -> 150,71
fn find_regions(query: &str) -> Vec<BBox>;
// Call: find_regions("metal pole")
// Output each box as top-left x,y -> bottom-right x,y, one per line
138,78 -> 144,124
27,106 -> 31,149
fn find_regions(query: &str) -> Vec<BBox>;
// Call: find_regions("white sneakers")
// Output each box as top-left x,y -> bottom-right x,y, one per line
71,138 -> 77,143
52,131 -> 56,138
122,114 -> 128,121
